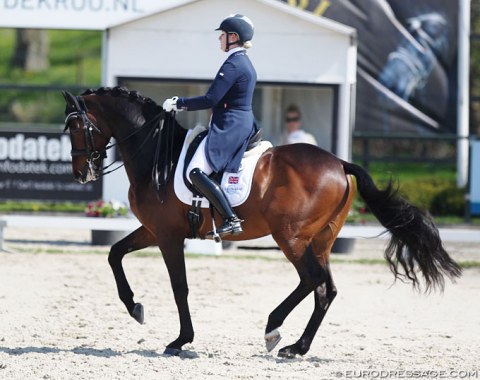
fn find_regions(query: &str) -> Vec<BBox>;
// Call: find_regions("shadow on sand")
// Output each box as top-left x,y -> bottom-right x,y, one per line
0,345 -> 196,359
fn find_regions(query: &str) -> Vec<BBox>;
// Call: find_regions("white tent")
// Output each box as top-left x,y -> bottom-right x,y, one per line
103,0 -> 357,202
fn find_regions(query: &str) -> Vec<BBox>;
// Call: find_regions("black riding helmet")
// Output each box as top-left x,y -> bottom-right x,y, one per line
215,14 -> 254,50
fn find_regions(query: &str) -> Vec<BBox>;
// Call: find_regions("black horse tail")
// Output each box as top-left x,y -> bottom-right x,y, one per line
342,161 -> 462,291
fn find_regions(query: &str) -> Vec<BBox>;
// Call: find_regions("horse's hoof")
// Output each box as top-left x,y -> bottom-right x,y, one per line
132,303 -> 144,324
164,347 -> 182,356
264,329 -> 282,352
278,345 -> 297,359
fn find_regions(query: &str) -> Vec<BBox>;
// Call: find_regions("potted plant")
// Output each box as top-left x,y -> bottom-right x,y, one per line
86,200 -> 129,245
85,199 -> 128,218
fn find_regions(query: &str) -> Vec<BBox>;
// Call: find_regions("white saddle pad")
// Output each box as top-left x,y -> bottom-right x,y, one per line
174,128 -> 272,208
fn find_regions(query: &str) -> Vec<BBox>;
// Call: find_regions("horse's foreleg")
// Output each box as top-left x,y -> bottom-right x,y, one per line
278,261 -> 337,358
108,226 -> 156,323
159,237 -> 194,356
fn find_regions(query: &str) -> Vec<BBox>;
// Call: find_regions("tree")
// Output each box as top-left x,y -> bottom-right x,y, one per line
10,29 -> 49,72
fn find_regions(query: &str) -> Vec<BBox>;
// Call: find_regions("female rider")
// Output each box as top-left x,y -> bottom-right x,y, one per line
163,14 -> 257,238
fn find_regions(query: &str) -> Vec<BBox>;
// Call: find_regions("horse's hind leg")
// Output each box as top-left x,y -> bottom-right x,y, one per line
278,257 -> 337,358
273,218 -> 342,358
264,278 -> 313,352
273,180 -> 351,357
264,236 -> 328,351
108,226 -> 156,324
265,231 -> 337,358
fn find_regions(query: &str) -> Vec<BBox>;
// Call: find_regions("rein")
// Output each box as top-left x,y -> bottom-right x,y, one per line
152,111 -> 176,200
99,112 -> 164,177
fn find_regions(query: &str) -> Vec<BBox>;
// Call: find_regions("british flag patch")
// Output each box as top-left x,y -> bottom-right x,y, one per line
228,176 -> 239,184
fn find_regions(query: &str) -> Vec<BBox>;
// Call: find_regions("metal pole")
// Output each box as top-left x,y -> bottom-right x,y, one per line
101,30 -> 109,86
457,0 -> 471,187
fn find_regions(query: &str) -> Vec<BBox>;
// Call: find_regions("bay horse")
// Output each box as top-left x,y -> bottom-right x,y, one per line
62,87 -> 461,358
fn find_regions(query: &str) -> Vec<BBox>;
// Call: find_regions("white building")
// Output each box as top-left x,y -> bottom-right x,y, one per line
102,0 -> 357,202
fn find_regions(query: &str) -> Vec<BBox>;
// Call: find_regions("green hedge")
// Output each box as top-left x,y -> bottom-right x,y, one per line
430,186 -> 466,216
398,178 -> 465,216
0,201 -> 86,214
0,181 -> 466,217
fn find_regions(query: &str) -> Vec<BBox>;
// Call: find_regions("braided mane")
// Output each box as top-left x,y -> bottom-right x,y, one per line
81,86 -> 158,107
79,86 -> 185,196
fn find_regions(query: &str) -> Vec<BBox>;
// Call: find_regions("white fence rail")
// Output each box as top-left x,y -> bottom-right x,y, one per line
1,215 -> 479,253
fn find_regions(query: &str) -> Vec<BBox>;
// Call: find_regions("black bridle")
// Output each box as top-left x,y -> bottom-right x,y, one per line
63,96 -> 165,178
64,110 -> 108,160
62,91 -> 179,202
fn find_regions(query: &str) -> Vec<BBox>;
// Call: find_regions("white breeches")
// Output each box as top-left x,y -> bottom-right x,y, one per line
186,138 -> 214,183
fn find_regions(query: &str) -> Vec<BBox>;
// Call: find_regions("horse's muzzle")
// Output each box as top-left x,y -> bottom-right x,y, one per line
74,162 -> 99,184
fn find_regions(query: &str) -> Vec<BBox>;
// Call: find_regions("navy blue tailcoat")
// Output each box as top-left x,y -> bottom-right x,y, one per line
176,49 -> 257,173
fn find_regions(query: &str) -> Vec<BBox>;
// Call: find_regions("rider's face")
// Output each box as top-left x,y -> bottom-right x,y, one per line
219,32 -> 227,51
219,32 -> 239,52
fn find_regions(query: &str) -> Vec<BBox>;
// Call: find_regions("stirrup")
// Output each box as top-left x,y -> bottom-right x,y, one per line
207,217 -> 243,238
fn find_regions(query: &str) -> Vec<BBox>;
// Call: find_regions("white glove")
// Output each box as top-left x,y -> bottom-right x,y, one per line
163,96 -> 180,112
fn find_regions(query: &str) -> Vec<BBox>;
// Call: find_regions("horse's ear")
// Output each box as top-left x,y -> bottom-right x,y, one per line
62,90 -> 81,112
78,97 -> 88,112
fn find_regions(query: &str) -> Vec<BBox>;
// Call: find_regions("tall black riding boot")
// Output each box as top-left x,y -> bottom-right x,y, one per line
189,168 -> 243,237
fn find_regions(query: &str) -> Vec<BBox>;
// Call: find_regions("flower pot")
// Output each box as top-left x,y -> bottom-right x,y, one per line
91,230 -> 129,246
332,237 -> 356,254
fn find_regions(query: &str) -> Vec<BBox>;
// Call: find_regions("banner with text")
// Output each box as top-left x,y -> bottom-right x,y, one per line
0,0 -> 181,30
0,128 -> 102,201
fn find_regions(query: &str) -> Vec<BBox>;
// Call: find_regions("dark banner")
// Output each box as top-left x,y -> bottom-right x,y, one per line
0,128 -> 102,201
282,0 -> 459,134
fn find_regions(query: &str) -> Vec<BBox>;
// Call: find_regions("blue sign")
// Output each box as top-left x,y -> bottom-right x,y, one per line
470,141 -> 480,215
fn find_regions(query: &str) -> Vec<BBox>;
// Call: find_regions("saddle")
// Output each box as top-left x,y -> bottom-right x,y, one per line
182,128 -> 264,194
181,128 -> 265,239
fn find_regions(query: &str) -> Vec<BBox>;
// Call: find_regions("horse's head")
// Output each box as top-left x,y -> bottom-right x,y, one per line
62,90 -> 112,184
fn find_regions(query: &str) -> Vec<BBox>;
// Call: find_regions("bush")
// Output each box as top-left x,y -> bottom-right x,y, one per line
398,178 -> 448,211
397,178 -> 466,216
0,201 -> 85,213
430,187 -> 466,216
